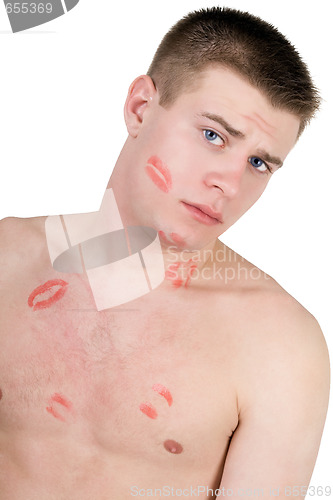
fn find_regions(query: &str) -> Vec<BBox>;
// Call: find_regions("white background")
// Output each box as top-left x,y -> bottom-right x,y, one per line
0,0 -> 332,493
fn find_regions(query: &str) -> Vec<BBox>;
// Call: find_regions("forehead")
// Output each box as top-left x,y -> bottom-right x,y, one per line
177,66 -> 273,111
171,66 -> 300,153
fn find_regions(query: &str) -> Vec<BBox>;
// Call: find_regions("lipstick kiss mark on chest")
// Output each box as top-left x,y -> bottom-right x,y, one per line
152,383 -> 173,406
139,384 -> 173,419
28,279 -> 69,311
139,402 -> 158,419
46,393 -> 73,422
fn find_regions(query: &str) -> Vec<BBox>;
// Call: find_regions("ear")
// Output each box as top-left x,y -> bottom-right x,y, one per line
124,75 -> 157,138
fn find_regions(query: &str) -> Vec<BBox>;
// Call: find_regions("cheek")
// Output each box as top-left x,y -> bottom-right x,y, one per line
226,180 -> 268,224
144,156 -> 172,193
247,178 -> 269,207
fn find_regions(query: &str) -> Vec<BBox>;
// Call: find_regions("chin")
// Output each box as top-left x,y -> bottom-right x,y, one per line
161,231 -> 214,253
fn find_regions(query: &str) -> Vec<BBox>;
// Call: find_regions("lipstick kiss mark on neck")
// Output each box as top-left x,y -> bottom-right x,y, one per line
165,260 -> 197,289
145,156 -> 172,193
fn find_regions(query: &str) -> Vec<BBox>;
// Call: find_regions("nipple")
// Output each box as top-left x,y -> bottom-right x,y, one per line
163,439 -> 183,454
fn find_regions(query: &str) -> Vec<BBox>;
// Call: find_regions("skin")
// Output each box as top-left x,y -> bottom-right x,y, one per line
28,279 -> 69,311
110,67 -> 299,254
0,66 -> 329,499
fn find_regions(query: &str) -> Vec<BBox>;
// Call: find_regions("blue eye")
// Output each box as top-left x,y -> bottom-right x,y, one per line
203,129 -> 224,147
248,156 -> 270,173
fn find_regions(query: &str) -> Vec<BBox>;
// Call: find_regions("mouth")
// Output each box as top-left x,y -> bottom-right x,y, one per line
181,201 -> 222,226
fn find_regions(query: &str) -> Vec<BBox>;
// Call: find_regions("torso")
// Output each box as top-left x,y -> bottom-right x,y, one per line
0,216 -> 288,499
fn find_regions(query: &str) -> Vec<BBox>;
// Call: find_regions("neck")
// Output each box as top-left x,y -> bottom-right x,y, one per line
45,181 -> 220,311
102,179 -> 218,261
159,237 -> 218,291
100,183 -> 219,289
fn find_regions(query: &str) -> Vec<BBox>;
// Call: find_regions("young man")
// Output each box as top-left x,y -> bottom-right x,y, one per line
0,7 -> 329,500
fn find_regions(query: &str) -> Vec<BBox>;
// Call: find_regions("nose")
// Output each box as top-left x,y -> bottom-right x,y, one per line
202,157 -> 246,198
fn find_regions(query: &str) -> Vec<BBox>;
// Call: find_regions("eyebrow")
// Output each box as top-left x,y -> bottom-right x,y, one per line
198,112 -> 284,168
256,149 -> 283,168
199,112 -> 246,139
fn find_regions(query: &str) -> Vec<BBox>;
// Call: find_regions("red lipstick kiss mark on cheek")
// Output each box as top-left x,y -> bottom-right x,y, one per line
28,279 -> 68,311
152,383 -> 173,406
164,439 -> 183,454
46,392 -> 73,422
145,156 -> 172,193
139,402 -> 158,419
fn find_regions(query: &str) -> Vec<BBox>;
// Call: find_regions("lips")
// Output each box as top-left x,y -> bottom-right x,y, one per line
28,279 -> 68,311
181,201 -> 222,225
145,156 -> 172,193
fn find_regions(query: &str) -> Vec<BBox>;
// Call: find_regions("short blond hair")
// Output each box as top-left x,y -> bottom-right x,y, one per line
147,7 -> 320,136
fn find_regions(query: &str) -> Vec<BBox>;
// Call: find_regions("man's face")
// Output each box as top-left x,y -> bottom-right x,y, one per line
123,67 -> 300,250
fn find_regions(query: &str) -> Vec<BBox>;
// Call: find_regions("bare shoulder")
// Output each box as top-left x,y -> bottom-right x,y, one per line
0,215 -> 46,241
246,261 -> 327,355
0,215 -> 47,273
255,278 -> 329,366
221,245 -> 331,418
216,240 -> 330,375
217,248 -> 330,489
0,215 -> 46,242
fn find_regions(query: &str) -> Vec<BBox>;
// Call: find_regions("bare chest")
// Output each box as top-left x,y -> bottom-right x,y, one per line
0,273 -> 238,466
